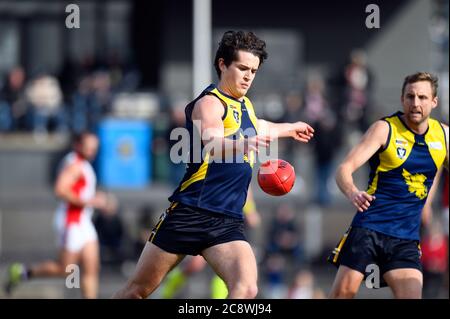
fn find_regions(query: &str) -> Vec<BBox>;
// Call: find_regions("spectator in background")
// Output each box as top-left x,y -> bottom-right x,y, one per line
93,193 -> 126,267
133,205 -> 157,259
70,69 -> 113,134
70,74 -> 92,134
0,66 -> 27,131
342,49 -> 374,133
287,269 -> 325,299
303,75 -> 342,206
265,203 -> 304,267
263,253 -> 286,298
25,74 -> 67,139
89,70 -> 112,131
280,90 -> 304,166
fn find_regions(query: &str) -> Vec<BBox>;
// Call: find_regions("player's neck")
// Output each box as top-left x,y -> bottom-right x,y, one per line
217,82 -> 244,102
401,114 -> 429,135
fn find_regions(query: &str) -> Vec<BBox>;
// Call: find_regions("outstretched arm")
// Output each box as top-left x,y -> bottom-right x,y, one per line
336,120 -> 389,212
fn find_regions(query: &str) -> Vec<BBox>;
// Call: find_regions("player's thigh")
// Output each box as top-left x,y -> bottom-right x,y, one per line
59,248 -> 81,269
80,240 -> 100,274
383,268 -> 422,299
130,242 -> 185,287
201,240 -> 257,286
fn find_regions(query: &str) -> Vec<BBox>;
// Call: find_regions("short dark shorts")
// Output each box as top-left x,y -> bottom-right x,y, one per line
149,202 -> 247,256
328,226 -> 422,287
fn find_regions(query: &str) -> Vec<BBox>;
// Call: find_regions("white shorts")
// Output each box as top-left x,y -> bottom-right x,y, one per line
54,212 -> 98,253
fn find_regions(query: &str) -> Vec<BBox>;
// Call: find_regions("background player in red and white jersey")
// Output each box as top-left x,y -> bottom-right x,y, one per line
5,131 -> 111,298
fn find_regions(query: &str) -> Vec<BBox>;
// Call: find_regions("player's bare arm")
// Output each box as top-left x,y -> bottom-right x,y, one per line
421,166 -> 443,226
336,120 -> 389,212
258,119 -> 314,143
192,95 -> 271,158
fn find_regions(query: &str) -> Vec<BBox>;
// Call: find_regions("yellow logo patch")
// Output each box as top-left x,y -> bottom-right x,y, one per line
402,168 -> 428,199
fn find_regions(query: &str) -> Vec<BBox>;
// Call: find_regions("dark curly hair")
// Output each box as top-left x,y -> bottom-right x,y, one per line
214,31 -> 268,79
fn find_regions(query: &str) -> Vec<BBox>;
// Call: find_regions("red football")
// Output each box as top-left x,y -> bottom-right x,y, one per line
257,159 -> 295,196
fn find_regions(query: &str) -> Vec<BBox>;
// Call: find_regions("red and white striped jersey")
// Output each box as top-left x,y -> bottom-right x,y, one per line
55,151 -> 97,227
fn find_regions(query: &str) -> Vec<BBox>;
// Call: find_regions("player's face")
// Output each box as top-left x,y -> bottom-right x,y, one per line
401,81 -> 438,126
79,135 -> 99,161
219,50 -> 260,99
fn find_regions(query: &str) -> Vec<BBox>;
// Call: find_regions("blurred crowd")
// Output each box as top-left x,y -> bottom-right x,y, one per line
0,54 -> 140,140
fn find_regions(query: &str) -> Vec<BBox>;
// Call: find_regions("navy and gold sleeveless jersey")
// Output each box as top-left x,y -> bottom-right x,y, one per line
168,84 -> 259,219
352,111 -> 447,240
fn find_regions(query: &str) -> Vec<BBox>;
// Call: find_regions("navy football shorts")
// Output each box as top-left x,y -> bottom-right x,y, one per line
149,202 -> 247,256
328,226 -> 422,287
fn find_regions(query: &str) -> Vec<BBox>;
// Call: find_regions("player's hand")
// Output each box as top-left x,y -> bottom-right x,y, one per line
350,191 -> 375,212
290,121 -> 314,143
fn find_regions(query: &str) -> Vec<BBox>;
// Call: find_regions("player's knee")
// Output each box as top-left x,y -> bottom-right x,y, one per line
115,281 -> 152,299
247,284 -> 258,298
329,285 -> 358,299
230,282 -> 258,299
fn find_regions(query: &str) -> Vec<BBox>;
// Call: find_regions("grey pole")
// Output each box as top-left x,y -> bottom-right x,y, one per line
193,0 -> 212,98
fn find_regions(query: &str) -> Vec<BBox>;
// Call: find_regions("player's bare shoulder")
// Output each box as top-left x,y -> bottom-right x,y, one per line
61,159 -> 83,179
364,119 -> 390,147
192,94 -> 225,121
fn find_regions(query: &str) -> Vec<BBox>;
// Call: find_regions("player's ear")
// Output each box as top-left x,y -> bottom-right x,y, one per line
218,58 -> 227,73
431,96 -> 438,109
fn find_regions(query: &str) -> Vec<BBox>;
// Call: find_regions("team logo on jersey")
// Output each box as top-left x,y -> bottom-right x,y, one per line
402,168 -> 427,199
395,139 -> 408,147
233,110 -> 240,124
396,147 -> 406,159
428,141 -> 443,150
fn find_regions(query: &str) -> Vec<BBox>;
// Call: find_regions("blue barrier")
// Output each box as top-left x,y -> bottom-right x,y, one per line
97,119 -> 152,188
